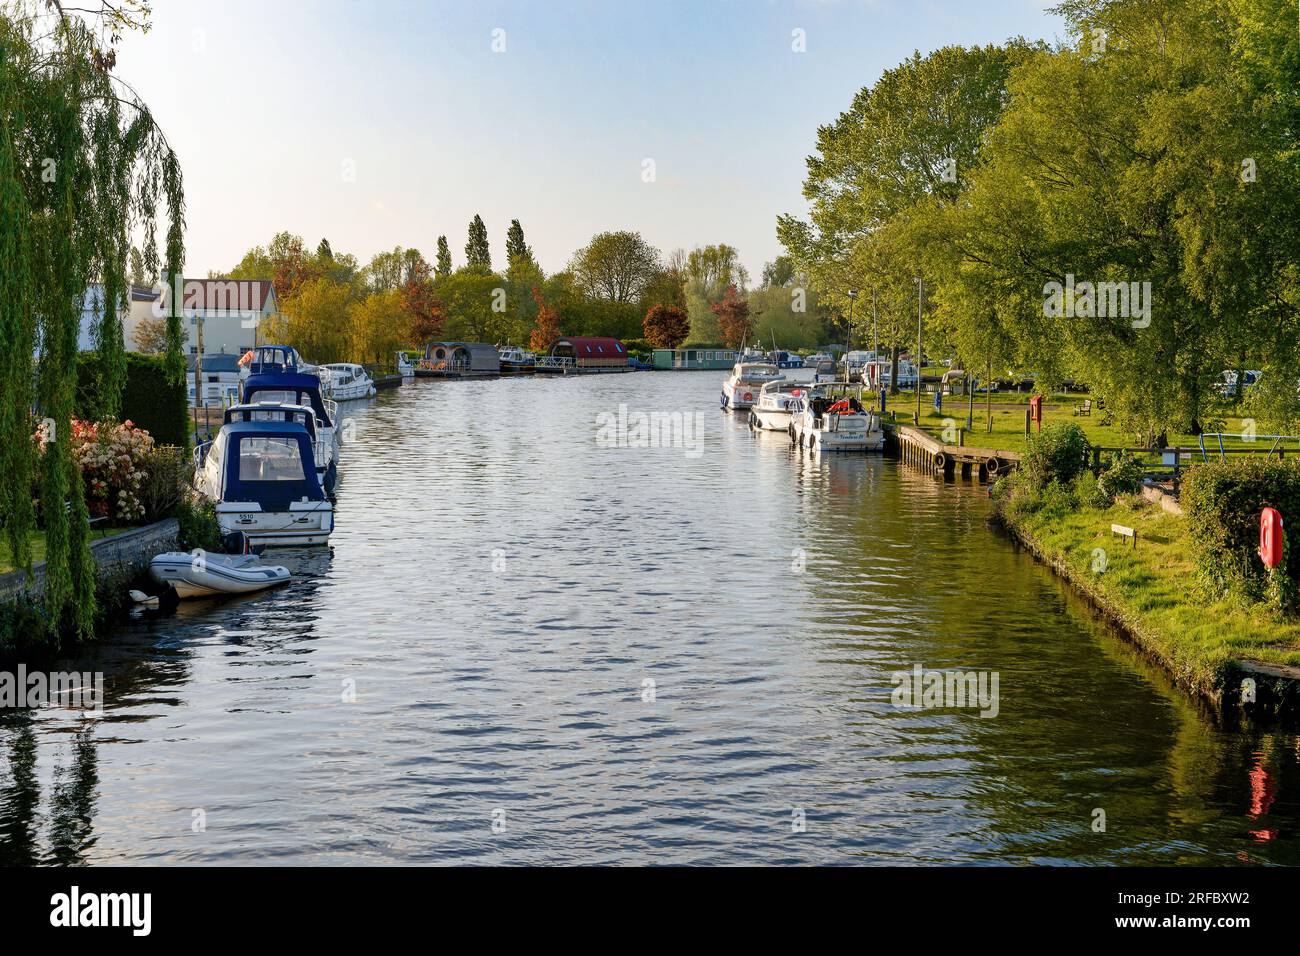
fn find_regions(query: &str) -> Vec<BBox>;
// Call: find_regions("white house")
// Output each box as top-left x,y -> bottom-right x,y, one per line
173,278 -> 279,357
74,278 -> 279,356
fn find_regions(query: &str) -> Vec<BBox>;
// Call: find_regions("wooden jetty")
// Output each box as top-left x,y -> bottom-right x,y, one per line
889,423 -> 1021,480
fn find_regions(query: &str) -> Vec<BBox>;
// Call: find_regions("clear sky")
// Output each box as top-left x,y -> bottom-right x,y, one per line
117,0 -> 1064,280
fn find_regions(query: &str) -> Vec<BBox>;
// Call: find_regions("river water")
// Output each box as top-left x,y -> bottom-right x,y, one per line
2,371 -> 1298,865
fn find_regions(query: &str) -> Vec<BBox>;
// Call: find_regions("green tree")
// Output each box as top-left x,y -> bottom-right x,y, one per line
1,1 -> 185,636
465,214 -> 491,272
435,235 -> 452,277
505,219 -> 533,268
569,230 -> 661,302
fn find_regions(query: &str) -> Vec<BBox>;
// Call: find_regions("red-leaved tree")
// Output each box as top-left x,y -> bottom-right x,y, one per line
710,284 -> 751,348
400,257 -> 445,347
642,304 -> 691,349
529,286 -> 562,353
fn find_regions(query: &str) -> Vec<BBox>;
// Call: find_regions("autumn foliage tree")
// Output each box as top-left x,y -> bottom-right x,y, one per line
642,304 -> 691,349
398,255 -> 445,347
529,286 -> 562,353
710,284 -> 752,348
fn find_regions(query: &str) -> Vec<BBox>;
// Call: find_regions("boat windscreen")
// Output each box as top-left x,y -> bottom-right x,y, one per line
237,437 -> 308,482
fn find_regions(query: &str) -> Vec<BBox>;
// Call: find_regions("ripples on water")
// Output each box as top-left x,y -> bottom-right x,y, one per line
2,372 -> 1298,865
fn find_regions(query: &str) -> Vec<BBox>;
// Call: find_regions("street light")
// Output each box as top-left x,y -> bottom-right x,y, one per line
913,276 -> 923,425
846,290 -> 858,383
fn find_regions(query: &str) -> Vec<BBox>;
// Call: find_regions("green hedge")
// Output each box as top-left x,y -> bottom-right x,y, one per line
75,351 -> 189,447
1182,457 -> 1300,608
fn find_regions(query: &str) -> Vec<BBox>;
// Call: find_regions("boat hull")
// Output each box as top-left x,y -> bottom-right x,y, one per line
149,552 -> 291,598
213,501 -> 334,546
750,407 -> 794,430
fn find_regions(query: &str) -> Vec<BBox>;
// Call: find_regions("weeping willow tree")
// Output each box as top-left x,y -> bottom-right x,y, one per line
0,1 -> 185,639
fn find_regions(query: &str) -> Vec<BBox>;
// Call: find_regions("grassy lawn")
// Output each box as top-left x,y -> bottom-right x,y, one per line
1007,497 -> 1300,695
0,524 -> 132,575
873,388 -> 1270,459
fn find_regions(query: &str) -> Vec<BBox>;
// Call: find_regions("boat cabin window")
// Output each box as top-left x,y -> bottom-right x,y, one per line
238,437 -> 307,482
249,389 -> 301,406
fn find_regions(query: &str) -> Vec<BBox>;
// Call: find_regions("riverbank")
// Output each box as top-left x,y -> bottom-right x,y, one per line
995,498 -> 1300,724
0,519 -> 180,660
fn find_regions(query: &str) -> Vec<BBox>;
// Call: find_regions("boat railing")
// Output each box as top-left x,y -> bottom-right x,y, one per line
324,398 -> 339,422
534,356 -> 574,370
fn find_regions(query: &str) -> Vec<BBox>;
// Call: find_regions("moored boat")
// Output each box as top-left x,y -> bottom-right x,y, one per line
240,344 -> 316,378
720,361 -> 784,411
789,384 -> 885,452
748,380 -> 811,431
224,400 -> 338,495
241,371 -> 341,455
497,345 -> 536,374
193,420 -> 334,546
149,549 -> 291,599
321,362 -> 377,400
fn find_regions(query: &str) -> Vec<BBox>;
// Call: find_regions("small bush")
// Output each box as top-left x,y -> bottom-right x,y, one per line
137,445 -> 191,522
1181,457 -> 1300,612
1023,422 -> 1090,487
1097,449 -> 1145,502
66,419 -> 154,522
1073,471 -> 1112,510
174,496 -> 224,553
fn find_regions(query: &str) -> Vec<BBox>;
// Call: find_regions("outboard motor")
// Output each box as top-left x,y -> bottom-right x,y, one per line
222,530 -> 254,555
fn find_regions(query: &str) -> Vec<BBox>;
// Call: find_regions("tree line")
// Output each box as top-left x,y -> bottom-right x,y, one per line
223,221 -> 844,364
778,0 -> 1298,443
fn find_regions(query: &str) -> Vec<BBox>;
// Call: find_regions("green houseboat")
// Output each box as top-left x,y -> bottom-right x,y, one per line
652,348 -> 738,371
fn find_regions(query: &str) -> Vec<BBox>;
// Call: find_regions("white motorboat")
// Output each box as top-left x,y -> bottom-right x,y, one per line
720,362 -> 784,411
749,380 -> 812,431
790,384 -> 885,452
193,419 -> 334,546
397,352 -> 416,377
803,352 -> 833,368
320,363 -> 377,400
149,550 -> 291,598
224,401 -> 338,495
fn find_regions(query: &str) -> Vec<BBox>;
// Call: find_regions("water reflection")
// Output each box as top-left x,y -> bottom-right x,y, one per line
0,372 -> 1297,864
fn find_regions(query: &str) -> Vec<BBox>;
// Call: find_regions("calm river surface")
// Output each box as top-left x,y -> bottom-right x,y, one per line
3,371 -> 1298,865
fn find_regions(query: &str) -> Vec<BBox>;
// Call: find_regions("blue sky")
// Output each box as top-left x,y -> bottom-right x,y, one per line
119,0 -> 1064,279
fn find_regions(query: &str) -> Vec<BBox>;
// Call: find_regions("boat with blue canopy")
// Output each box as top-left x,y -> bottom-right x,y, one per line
224,400 -> 338,495
241,371 -> 341,454
193,420 -> 334,546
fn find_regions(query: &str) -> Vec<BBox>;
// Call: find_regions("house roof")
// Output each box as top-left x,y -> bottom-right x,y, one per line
180,278 -> 277,314
550,336 -> 626,356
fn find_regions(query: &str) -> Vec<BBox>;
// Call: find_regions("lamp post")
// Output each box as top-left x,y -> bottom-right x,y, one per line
913,276 -> 923,425
846,289 -> 858,385
871,289 -> 879,391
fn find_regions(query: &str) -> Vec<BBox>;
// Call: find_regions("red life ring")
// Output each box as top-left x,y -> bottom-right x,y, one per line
743,391 -> 753,402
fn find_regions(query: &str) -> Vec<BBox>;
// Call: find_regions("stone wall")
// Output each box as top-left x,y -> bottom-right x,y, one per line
0,519 -> 180,603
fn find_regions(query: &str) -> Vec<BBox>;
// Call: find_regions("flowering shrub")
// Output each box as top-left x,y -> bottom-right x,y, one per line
67,419 -> 155,521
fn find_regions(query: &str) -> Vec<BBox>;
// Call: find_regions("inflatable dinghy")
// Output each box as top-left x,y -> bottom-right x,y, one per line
149,551 -> 291,599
